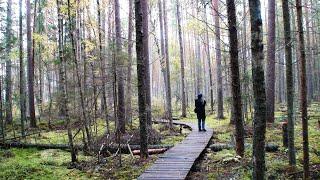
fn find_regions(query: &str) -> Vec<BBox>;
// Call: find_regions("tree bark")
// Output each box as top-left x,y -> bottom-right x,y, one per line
0,77 -> 4,140
114,0 -> 126,133
266,0 -> 276,123
135,0 -> 150,159
204,5 -> 214,114
212,0 -> 224,119
282,0 -> 296,166
126,0 -> 134,125
27,0 -> 37,128
97,0 -> 109,134
296,0 -> 309,178
226,0 -> 245,157
163,0 -> 173,128
19,0 -> 26,137
5,0 -> 12,125
176,0 -> 187,118
241,0 -> 249,122
67,0 -> 92,148
304,0 -> 313,102
57,0 -> 77,163
248,0 -> 267,178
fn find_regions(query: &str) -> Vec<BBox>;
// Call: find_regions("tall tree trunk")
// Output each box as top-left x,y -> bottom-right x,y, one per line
36,0 -> 44,118
204,5 -> 214,114
126,0 -> 134,125
114,0 -> 126,133
0,77 -> 3,140
67,0 -> 92,148
27,0 -> 37,127
176,0 -> 186,118
212,0 -> 224,119
304,0 -> 313,102
241,0 -> 249,121
158,0 -> 170,121
19,0 -> 26,137
135,0 -> 149,159
57,0 -> 77,163
266,0 -> 276,123
296,0 -> 309,178
97,0 -> 109,134
163,0 -> 173,127
248,0 -> 267,178
282,0 -> 296,166
226,0 -> 245,157
5,0 -> 12,125
45,63 -> 52,128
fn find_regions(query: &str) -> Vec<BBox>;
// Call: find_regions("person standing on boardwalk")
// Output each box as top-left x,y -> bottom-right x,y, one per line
195,94 -> 206,131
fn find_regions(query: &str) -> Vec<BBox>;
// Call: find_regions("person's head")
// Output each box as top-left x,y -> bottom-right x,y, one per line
198,94 -> 203,99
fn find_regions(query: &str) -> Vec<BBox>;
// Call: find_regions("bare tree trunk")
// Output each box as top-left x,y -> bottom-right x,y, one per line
36,0 -> 44,119
27,0 -> 37,128
57,0 -> 77,163
163,0 -> 173,128
241,0 -> 249,122
304,0 -> 313,102
158,0 -> 168,118
282,0 -> 296,166
19,0 -> 26,137
296,0 -> 309,178
266,0 -> 276,123
45,63 -> 52,128
5,0 -> 13,125
226,0 -> 245,157
135,0 -> 149,159
0,77 -> 4,140
114,0 -> 126,133
203,5 -> 214,114
212,0 -> 224,119
67,0 -> 92,148
248,0 -> 267,178
176,0 -> 186,118
97,0 -> 109,134
126,0 -> 134,125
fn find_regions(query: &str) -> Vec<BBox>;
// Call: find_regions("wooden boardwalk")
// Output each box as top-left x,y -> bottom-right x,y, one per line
138,121 -> 213,180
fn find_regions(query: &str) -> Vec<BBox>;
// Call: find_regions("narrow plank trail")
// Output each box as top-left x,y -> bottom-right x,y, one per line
138,120 -> 213,180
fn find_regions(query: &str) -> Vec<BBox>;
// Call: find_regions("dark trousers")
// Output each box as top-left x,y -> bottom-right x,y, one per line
198,117 -> 206,130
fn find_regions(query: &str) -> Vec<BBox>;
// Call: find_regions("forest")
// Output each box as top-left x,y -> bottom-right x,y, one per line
0,0 -> 319,179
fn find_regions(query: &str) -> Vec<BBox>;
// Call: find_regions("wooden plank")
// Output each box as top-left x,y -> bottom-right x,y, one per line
138,121 -> 213,180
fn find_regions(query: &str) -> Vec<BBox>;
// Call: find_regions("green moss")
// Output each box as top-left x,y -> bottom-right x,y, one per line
0,148 -> 92,180
188,102 -> 320,179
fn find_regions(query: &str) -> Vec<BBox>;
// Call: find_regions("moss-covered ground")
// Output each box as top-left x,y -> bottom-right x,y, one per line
1,103 -> 319,179
0,118 -> 189,179
185,102 -> 320,179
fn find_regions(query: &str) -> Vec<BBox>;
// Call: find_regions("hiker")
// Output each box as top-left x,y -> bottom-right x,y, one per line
194,94 -> 206,131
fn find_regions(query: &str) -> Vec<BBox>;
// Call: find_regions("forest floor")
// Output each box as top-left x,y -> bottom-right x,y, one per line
0,119 -> 190,179
186,102 -> 320,179
1,103 -> 319,179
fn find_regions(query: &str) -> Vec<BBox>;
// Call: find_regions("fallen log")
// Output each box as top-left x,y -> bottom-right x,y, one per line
132,148 -> 168,155
0,142 -> 79,150
0,142 -> 173,154
210,143 -> 279,152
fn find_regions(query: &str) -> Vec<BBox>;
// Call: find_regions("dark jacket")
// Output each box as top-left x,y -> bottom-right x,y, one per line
195,99 -> 206,118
